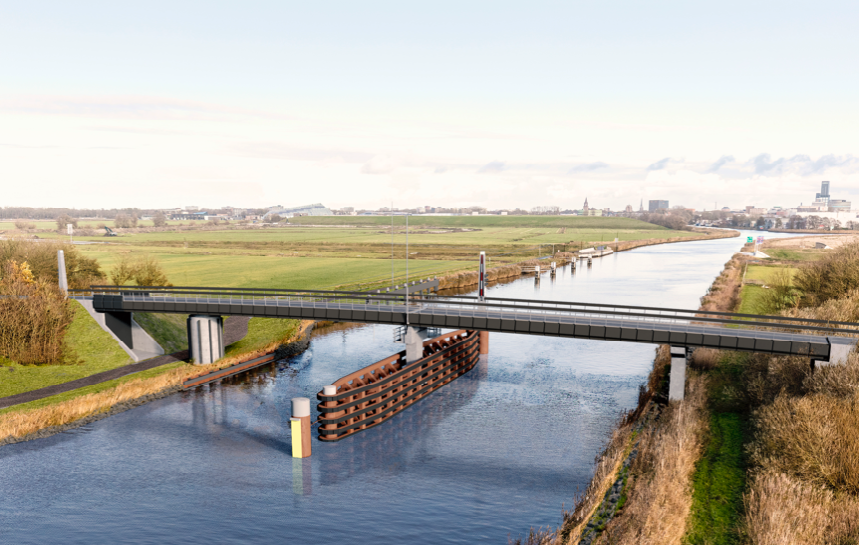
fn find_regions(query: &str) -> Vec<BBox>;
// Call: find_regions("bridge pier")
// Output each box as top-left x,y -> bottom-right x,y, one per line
404,326 -> 431,362
668,346 -> 687,402
187,315 -> 224,364
479,331 -> 489,355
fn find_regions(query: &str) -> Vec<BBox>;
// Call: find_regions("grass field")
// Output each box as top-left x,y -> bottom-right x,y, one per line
743,264 -> 799,283
764,248 -> 829,261
289,215 -> 668,229
0,301 -> 132,399
54,217 -> 703,290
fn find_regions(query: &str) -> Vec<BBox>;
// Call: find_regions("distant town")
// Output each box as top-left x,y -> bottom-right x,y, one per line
2,181 -> 856,231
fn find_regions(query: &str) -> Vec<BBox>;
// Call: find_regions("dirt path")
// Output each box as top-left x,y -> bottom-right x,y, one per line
0,316 -> 251,410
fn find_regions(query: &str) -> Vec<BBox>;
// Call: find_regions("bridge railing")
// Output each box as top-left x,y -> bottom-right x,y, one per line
73,285 -> 859,338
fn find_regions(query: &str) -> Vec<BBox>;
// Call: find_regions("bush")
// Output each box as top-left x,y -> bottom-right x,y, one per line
110,255 -> 172,287
794,242 -> 859,307
114,213 -> 138,228
0,261 -> 74,364
152,212 -> 167,227
0,238 -> 105,289
14,220 -> 35,230
55,214 -> 78,230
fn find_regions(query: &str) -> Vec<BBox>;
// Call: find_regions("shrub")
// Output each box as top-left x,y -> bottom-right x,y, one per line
114,213 -> 138,228
794,242 -> 859,307
55,214 -> 78,230
14,220 -> 35,230
0,261 -> 74,365
110,254 -> 172,287
152,212 -> 167,227
0,238 -> 105,289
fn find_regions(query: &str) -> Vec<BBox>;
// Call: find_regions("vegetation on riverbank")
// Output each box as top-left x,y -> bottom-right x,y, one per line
0,301 -> 132,398
516,236 -> 859,545
0,320 -> 311,444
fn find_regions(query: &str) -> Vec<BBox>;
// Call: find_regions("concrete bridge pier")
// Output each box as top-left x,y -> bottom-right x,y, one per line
187,315 -> 225,364
668,346 -> 687,402
404,326 -> 432,362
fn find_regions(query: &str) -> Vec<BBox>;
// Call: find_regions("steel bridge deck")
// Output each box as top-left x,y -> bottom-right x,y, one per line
77,291 -> 848,359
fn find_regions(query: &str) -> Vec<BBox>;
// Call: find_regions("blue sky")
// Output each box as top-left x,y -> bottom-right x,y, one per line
2,1 -> 858,210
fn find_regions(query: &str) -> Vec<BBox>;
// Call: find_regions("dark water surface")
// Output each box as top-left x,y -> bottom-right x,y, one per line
0,231 -> 788,544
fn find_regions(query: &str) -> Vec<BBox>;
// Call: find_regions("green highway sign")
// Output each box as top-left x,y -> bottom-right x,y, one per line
747,237 -> 753,243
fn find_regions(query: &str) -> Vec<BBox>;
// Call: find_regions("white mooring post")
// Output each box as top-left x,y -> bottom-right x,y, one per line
669,346 -> 687,402
290,397 -> 311,458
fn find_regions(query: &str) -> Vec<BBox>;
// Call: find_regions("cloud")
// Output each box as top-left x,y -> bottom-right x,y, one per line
646,157 -> 672,171
705,155 -> 735,173
568,161 -> 608,173
750,153 -> 859,176
361,154 -> 396,174
477,161 -> 505,174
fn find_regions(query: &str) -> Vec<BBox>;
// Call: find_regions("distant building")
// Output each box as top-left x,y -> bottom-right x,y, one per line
583,198 -> 590,215
648,200 -> 668,212
265,203 -> 333,219
830,199 -> 852,212
745,206 -> 767,216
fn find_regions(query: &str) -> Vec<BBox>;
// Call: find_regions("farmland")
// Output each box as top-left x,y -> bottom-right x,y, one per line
52,217 -> 711,290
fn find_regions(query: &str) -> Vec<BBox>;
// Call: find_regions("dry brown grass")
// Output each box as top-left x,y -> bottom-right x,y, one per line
0,320 -> 313,443
597,375 -> 709,545
689,348 -> 721,371
699,255 -> 746,313
750,389 -> 859,494
744,472 -> 832,545
745,471 -> 859,545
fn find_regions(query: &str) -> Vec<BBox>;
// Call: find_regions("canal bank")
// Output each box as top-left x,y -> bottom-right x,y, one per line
2,230 -> 785,545
0,320 -> 315,446
533,230 -> 832,545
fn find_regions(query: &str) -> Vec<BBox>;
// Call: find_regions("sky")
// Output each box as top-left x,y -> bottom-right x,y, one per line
2,1 -> 859,212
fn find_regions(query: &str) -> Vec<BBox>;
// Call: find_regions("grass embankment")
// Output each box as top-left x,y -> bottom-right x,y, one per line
133,312 -> 189,353
0,320 -> 311,443
0,301 -> 131,398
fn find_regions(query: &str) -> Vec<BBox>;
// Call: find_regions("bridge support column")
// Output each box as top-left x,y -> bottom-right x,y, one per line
290,397 -> 312,458
404,326 -> 430,363
187,315 -> 224,364
668,346 -> 687,402
479,331 -> 489,355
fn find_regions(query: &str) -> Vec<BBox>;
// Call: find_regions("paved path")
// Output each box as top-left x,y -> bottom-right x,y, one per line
0,316 -> 251,410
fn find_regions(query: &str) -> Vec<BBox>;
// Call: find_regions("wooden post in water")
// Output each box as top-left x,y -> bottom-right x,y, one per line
291,397 -> 312,458
479,331 -> 489,355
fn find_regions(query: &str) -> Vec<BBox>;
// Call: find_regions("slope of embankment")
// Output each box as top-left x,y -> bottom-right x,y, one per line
515,236 -> 859,545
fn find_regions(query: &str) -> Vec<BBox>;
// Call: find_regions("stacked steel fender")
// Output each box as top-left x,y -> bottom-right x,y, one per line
316,330 -> 481,441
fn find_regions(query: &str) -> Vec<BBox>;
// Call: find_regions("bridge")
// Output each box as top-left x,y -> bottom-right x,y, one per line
67,281 -> 859,446
71,283 -> 859,366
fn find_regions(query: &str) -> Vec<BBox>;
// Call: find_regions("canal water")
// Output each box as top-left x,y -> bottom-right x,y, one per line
0,231 -> 787,544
